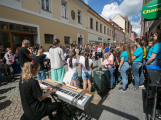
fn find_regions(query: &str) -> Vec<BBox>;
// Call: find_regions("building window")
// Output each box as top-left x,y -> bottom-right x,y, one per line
90,18 -> 93,29
45,34 -> 54,43
104,26 -> 106,34
100,24 -> 102,33
64,36 -> 70,44
110,30 -> 111,36
78,10 -> 82,24
96,22 -> 98,31
107,28 -> 109,35
61,1 -> 67,18
112,31 -> 113,37
41,0 -> 50,11
0,22 -> 8,30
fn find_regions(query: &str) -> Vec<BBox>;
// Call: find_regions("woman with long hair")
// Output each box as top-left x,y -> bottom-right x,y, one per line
132,38 -> 143,91
67,51 -> 79,87
146,30 -> 161,65
108,47 -> 116,89
146,30 -> 161,99
118,44 -> 131,92
49,39 -> 65,83
19,62 -> 62,120
79,52 -> 93,92
114,48 -> 122,84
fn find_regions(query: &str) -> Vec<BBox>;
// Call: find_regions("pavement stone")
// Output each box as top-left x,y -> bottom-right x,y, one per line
0,60 -> 149,120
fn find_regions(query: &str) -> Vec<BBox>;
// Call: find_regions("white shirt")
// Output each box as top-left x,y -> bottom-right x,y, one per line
79,56 -> 93,72
67,58 -> 77,73
97,48 -> 102,52
49,47 -> 65,69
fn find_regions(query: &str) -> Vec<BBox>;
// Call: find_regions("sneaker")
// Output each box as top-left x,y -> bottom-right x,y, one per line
139,85 -> 144,87
119,87 -> 126,92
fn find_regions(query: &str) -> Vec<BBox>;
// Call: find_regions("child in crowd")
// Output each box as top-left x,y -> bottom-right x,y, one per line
92,50 -> 95,60
146,39 -> 154,61
33,49 -> 46,82
67,51 -> 79,87
79,52 -> 93,92
100,53 -> 110,68
132,39 -> 143,91
118,44 -> 131,92
4,48 -> 14,81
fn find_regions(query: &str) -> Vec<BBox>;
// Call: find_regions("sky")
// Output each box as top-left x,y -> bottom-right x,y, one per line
83,0 -> 143,37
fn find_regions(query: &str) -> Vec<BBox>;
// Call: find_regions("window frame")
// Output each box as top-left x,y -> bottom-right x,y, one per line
44,34 -> 54,44
107,28 -> 109,36
78,9 -> 82,24
64,36 -> 71,44
61,0 -> 68,18
90,18 -> 93,29
41,0 -> 51,12
100,24 -> 102,33
96,21 -> 98,31
104,26 -> 106,34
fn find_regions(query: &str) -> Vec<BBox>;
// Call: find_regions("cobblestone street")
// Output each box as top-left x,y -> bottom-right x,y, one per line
0,80 -> 49,120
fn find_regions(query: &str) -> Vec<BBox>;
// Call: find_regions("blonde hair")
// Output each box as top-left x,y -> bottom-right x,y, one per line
6,48 -> 11,52
22,62 -> 40,82
104,53 -> 110,60
38,48 -> 43,54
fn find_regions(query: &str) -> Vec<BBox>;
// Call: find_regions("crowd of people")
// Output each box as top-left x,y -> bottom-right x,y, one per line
0,29 -> 160,120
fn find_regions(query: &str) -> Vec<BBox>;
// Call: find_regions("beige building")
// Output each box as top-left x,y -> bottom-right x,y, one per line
87,9 -> 114,46
112,14 -> 132,43
0,0 -> 89,52
140,0 -> 161,41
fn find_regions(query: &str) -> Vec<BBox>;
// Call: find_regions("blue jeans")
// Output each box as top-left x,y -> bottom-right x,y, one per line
108,66 -> 116,88
37,69 -> 46,80
115,65 -> 121,84
120,62 -> 130,89
82,72 -> 92,80
132,62 -> 142,88
139,59 -> 146,85
150,59 -> 161,66
72,72 -> 78,80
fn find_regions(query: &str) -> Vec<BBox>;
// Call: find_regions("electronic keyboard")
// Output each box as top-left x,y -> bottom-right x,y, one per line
40,79 -> 94,110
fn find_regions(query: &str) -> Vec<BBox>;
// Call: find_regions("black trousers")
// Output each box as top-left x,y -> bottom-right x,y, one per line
20,97 -> 63,120
95,52 -> 98,60
7,64 -> 14,79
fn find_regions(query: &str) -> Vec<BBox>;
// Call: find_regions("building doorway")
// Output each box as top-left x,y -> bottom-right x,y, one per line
12,34 -> 34,52
78,37 -> 83,46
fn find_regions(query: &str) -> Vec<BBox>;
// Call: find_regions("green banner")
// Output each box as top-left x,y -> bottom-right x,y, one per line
141,0 -> 161,20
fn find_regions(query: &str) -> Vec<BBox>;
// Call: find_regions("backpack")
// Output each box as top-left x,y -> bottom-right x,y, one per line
2,54 -> 10,64
12,55 -> 15,63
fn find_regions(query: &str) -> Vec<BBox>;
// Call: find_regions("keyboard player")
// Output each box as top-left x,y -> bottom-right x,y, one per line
19,61 -> 63,120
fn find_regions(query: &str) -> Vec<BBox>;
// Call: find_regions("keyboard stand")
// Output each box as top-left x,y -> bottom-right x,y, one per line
50,93 -> 79,120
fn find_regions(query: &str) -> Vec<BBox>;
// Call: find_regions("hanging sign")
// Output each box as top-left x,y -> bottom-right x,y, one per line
141,0 -> 161,20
